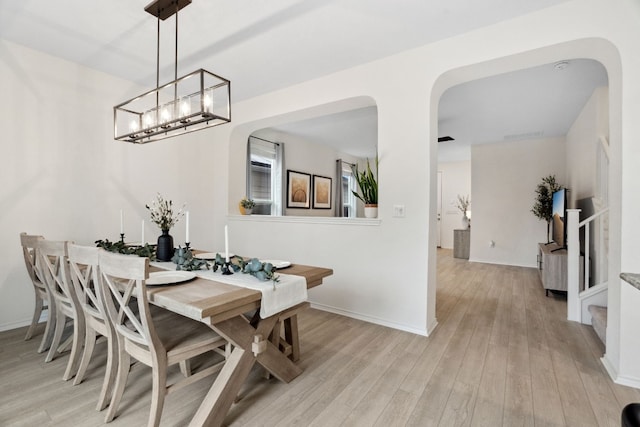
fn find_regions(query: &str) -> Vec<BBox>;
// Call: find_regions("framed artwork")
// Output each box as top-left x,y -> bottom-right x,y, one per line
287,170 -> 311,208
313,175 -> 332,209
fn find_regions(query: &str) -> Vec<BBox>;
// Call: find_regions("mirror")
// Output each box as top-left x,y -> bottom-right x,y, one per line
247,106 -> 377,218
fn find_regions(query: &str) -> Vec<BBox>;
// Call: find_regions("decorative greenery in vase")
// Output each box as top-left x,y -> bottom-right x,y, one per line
145,193 -> 185,232
456,195 -> 470,217
531,175 -> 562,243
352,157 -> 378,205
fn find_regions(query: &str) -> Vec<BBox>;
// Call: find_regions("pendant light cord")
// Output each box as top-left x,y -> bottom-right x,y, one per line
156,14 -> 160,109
174,1 -> 178,102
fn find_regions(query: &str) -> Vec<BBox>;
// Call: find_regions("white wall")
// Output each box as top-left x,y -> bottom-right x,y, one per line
251,129 -> 362,217
3,0 -> 640,387
438,161 -> 471,249
470,138 -> 566,267
566,86 -> 609,285
566,86 -> 609,204
0,39 -> 224,330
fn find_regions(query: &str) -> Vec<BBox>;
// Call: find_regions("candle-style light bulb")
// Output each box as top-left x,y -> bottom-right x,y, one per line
181,99 -> 191,116
180,97 -> 191,124
203,92 -> 212,116
129,120 -> 139,134
161,108 -> 170,123
143,110 -> 155,132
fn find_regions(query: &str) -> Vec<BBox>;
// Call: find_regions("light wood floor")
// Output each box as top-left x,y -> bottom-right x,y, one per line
2,249 -> 639,426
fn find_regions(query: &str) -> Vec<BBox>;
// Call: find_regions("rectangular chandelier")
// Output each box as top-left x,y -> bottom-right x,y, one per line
114,69 -> 230,143
113,0 -> 231,144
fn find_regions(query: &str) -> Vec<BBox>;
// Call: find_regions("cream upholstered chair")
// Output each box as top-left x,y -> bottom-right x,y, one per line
38,239 -> 85,381
67,244 -> 116,411
20,232 -> 56,353
98,250 -> 227,427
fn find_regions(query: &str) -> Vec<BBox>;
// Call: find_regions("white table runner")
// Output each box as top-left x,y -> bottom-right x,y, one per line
151,261 -> 308,318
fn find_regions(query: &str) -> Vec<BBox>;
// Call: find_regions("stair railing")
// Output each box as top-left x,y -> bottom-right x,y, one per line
566,207 -> 609,322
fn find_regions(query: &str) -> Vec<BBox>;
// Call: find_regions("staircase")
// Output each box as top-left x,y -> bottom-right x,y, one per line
588,304 -> 607,345
567,205 -> 609,347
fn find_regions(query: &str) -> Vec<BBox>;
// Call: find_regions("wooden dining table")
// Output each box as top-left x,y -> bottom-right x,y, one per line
145,259 -> 333,427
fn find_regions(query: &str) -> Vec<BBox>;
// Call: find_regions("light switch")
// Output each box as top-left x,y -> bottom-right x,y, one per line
393,205 -> 405,217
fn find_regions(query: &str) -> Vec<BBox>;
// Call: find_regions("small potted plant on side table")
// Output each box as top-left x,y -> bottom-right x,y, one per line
239,198 -> 255,215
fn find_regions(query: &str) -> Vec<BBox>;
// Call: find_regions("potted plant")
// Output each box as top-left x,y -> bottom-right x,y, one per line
531,175 -> 562,243
239,197 -> 255,215
352,157 -> 378,218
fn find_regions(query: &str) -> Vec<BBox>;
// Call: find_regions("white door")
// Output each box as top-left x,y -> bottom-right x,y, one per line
437,171 -> 442,247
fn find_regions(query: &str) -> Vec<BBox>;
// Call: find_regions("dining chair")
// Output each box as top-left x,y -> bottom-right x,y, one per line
20,232 -> 56,353
67,244 -> 117,411
38,239 -> 85,381
98,250 -> 227,427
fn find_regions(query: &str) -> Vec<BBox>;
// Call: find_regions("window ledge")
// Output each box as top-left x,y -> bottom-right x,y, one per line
228,215 -> 381,226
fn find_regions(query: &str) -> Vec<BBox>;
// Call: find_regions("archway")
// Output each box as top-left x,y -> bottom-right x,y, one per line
427,38 -> 622,369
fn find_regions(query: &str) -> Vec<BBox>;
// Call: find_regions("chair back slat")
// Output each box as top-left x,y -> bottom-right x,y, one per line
67,244 -> 103,321
38,240 -> 77,315
20,232 -> 46,293
98,251 -> 162,353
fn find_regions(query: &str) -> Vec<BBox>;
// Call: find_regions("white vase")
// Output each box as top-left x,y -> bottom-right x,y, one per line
461,216 -> 469,228
364,204 -> 378,218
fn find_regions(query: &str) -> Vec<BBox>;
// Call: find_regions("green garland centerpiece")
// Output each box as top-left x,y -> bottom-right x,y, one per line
171,246 -> 210,271
210,254 -> 280,289
95,239 -> 156,258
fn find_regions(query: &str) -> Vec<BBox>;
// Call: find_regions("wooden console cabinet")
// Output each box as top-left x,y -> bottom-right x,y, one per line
537,242 -> 584,296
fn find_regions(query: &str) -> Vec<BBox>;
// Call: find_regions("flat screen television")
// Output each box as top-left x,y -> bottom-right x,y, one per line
551,188 -> 567,249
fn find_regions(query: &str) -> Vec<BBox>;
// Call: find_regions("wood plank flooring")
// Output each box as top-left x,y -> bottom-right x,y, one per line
1,249 -> 638,426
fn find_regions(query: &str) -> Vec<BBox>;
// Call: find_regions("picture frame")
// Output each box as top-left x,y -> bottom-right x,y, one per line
312,175 -> 332,209
287,170 -> 311,209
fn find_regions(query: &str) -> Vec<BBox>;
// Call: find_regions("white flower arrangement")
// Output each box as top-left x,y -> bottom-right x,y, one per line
145,193 -> 185,231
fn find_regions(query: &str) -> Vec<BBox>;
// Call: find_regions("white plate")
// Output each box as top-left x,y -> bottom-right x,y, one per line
146,271 -> 196,286
261,260 -> 291,269
194,252 -> 235,260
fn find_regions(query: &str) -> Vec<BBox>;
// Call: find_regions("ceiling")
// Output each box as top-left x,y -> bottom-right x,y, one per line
2,0 -> 605,159
437,58 -> 608,161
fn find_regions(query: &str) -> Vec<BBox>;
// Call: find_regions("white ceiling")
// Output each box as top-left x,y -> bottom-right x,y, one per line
1,0 -> 605,159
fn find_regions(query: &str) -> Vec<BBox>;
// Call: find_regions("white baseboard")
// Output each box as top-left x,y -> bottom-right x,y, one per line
309,302 -> 428,336
601,354 -> 640,389
0,311 -> 48,333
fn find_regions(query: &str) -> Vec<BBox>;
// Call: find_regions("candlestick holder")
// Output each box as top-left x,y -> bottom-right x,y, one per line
120,233 -> 125,244
184,242 -> 191,252
221,261 -> 234,275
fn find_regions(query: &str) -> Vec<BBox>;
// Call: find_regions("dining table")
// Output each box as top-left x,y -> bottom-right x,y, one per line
144,254 -> 333,427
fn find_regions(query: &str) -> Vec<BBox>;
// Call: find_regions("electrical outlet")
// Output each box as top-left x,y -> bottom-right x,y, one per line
393,205 -> 405,217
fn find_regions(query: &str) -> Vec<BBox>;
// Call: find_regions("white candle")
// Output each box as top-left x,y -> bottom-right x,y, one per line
141,220 -> 145,246
185,211 -> 190,244
120,210 -> 124,234
224,225 -> 229,262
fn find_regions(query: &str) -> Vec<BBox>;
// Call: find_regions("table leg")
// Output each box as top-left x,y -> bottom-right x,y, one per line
190,314 -> 302,426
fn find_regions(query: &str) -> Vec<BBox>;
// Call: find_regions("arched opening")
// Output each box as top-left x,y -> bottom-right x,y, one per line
427,39 -> 622,365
